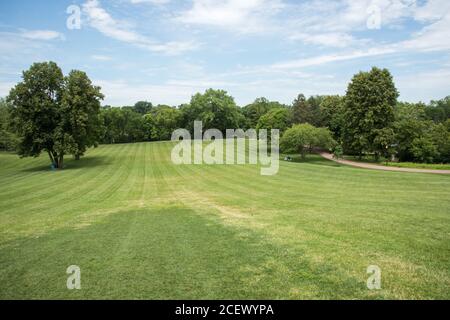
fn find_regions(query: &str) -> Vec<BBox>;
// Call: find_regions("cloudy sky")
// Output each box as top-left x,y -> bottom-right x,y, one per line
0,0 -> 449,106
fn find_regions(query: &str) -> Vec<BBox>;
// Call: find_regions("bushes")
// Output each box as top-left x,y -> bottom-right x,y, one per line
280,124 -> 335,159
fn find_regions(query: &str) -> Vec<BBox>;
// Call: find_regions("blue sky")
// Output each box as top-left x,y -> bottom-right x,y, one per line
0,0 -> 449,106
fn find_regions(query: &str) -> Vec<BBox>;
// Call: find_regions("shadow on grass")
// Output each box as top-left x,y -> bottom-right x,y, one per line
0,206 -> 369,299
20,155 -> 111,173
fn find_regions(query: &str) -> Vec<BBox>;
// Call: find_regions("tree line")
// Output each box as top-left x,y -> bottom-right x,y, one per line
1,62 -> 449,168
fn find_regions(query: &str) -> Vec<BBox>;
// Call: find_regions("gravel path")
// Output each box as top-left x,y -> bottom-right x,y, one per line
318,152 -> 450,175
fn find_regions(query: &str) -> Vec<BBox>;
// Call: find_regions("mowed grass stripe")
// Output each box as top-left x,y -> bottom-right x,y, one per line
0,141 -> 449,299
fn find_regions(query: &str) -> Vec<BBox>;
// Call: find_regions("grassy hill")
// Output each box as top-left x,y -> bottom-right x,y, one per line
0,141 -> 449,299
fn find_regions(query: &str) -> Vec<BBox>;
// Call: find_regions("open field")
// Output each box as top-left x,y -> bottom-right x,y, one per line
0,141 -> 449,299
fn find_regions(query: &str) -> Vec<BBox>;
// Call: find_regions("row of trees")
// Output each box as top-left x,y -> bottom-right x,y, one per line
2,62 -> 449,167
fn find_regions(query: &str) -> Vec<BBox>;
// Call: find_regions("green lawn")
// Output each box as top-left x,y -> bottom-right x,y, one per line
0,141 -> 449,299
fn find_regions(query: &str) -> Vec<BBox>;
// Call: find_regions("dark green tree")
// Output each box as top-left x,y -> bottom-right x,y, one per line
343,67 -> 399,158
319,95 -> 345,139
133,101 -> 153,115
180,89 -> 243,133
7,62 -> 104,168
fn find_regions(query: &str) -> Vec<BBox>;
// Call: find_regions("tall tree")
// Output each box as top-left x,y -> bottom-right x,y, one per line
7,62 -> 103,168
61,70 -> 104,160
318,95 -> 345,139
342,67 -> 399,158
291,94 -> 308,124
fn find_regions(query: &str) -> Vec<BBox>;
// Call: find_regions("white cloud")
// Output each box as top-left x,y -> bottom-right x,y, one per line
288,32 -> 358,48
270,47 -> 397,70
82,0 -> 199,54
175,0 -> 284,33
20,29 -> 64,41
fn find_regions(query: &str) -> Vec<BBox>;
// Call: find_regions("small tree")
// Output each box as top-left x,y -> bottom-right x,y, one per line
281,124 -> 335,160
411,136 -> 439,163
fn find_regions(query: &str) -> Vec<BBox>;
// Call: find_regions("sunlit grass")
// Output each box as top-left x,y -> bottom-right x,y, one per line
0,141 -> 449,299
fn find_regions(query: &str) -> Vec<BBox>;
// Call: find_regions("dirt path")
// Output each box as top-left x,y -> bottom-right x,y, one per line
318,152 -> 450,175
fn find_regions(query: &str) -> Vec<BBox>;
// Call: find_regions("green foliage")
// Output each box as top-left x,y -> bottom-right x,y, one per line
144,105 -> 182,141
180,89 -> 243,133
280,123 -> 335,159
343,67 -> 399,156
425,96 -> 450,123
372,127 -> 396,161
61,70 -> 104,159
333,144 -> 344,159
7,62 -> 103,168
133,101 -> 153,115
395,102 -> 426,121
318,95 -> 345,139
100,107 -> 146,144
411,136 -> 439,163
242,97 -> 286,128
0,98 -> 19,151
256,108 -> 291,134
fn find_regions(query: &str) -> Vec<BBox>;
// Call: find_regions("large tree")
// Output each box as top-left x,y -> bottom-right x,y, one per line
7,62 -> 103,168
180,89 -> 243,133
342,67 -> 399,158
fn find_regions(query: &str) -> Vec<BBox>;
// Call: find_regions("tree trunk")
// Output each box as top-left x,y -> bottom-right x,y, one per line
374,152 -> 380,162
300,148 -> 306,160
58,154 -> 64,170
75,154 -> 80,161
48,151 -> 55,166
